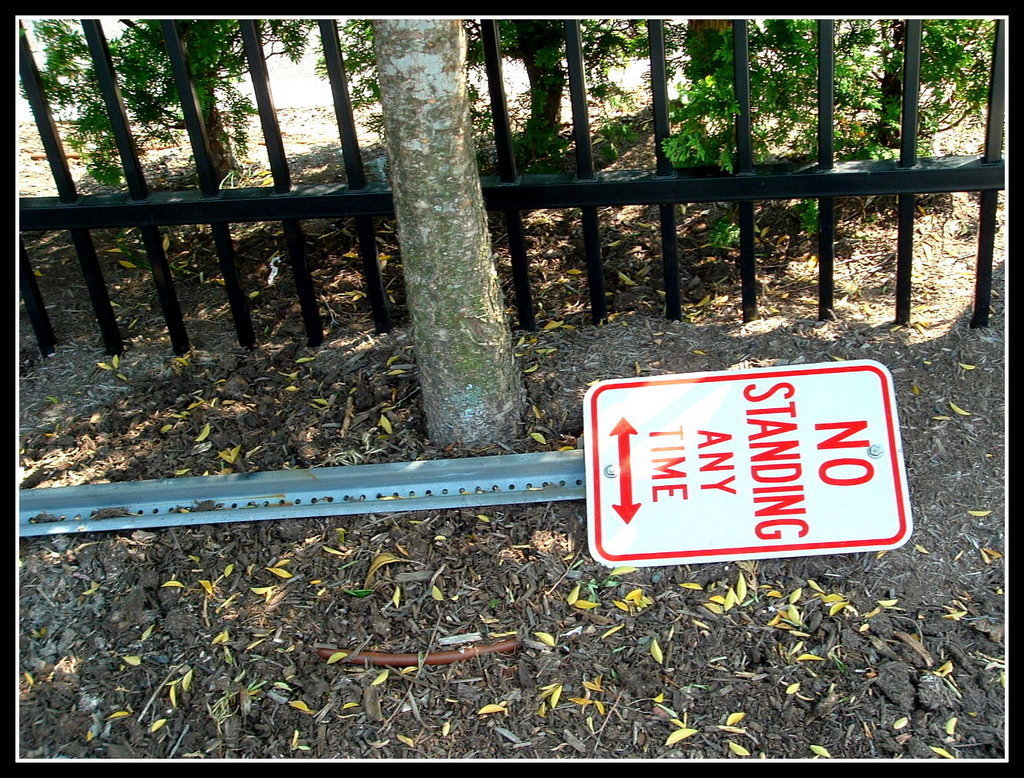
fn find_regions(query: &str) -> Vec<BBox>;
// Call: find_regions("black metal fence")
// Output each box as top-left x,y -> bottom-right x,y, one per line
18,19 -> 1006,358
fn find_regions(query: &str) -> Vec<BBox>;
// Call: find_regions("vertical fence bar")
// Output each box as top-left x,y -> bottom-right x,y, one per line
19,239 -> 57,357
564,20 -> 607,323
319,19 -> 389,334
480,20 -> 518,185
971,18 -> 1005,329
898,21 -> 922,169
481,19 -> 535,331
565,21 -> 595,182
648,19 -> 682,321
18,22 -> 124,355
161,20 -> 261,349
894,19 -> 922,326
816,19 -> 836,321
731,20 -> 758,322
160,21 -> 221,195
649,20 -> 675,180
981,19 -> 1006,167
239,20 -> 325,347
319,20 -> 365,191
18,25 -> 77,203
732,21 -> 754,177
239,20 -> 291,194
279,219 -> 322,348
80,21 -> 148,200
81,19 -> 194,355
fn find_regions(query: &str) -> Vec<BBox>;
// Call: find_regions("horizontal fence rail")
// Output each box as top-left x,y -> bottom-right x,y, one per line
18,18 -> 1006,358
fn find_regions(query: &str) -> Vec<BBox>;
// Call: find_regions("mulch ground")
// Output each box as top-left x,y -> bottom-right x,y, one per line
17,104 -> 1005,761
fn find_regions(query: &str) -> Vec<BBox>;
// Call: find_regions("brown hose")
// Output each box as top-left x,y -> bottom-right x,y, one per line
315,637 -> 521,667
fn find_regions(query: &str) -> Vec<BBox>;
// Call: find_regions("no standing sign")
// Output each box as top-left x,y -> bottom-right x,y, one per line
583,360 -> 913,566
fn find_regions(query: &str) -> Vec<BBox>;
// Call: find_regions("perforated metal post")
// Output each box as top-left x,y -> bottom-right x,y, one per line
20,450 -> 587,537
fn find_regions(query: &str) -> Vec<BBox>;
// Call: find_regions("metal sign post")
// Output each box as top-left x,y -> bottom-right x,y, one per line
583,360 -> 913,566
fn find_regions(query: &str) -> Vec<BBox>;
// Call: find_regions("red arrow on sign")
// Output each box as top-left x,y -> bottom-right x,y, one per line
610,417 -> 641,523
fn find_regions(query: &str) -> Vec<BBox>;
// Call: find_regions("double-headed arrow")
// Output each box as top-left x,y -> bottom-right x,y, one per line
610,417 -> 640,523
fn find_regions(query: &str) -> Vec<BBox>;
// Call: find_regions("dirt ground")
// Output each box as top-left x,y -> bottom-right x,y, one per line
17,94 -> 1006,762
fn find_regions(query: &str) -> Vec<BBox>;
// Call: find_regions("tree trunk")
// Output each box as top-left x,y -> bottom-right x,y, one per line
203,105 -> 237,182
511,21 -> 566,167
373,19 -> 523,449
877,20 -> 906,149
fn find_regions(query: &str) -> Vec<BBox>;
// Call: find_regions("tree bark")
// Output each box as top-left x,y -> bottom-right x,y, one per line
203,105 -> 237,181
373,19 -> 523,448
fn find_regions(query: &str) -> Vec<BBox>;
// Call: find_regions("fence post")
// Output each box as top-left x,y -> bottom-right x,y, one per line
816,19 -> 836,321
732,20 -> 758,323
648,19 -> 682,321
894,19 -> 922,326
970,18 -> 1005,329
564,20 -> 607,324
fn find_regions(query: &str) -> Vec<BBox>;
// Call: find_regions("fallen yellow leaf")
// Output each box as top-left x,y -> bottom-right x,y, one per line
666,727 -> 699,745
533,631 -> 556,647
365,552 -> 405,587
601,624 -> 623,639
650,638 -> 664,665
567,583 -> 581,605
735,574 -> 747,603
548,684 -> 563,709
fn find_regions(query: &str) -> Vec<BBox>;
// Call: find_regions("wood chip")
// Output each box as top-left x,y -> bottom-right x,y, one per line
893,631 -> 934,667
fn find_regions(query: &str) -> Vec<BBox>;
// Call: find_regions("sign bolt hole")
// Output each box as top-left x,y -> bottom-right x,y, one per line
867,444 -> 884,458
603,465 -> 617,478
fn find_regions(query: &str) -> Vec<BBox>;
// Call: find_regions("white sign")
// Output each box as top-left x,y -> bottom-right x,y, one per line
583,360 -> 912,566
